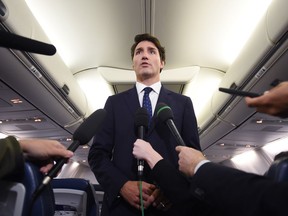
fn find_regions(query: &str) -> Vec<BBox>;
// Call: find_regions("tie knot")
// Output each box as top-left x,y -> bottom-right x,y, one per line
144,87 -> 153,95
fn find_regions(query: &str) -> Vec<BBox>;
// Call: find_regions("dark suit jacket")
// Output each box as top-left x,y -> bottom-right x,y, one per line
152,159 -> 222,216
152,159 -> 288,216
88,86 -> 200,216
189,162 -> 288,216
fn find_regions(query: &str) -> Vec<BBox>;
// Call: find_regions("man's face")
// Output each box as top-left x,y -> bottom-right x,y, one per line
132,41 -> 164,82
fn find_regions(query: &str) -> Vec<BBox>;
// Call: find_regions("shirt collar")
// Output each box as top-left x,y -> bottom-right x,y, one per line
136,81 -> 161,94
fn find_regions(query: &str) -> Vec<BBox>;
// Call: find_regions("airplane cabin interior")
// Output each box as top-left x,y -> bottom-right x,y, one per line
1,0 -> 288,215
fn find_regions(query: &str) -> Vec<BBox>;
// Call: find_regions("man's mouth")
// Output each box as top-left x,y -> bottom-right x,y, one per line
141,62 -> 149,66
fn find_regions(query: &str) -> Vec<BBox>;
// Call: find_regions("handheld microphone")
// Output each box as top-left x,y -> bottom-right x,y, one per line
33,108 -> 107,197
134,107 -> 149,178
156,103 -> 186,146
0,30 -> 57,55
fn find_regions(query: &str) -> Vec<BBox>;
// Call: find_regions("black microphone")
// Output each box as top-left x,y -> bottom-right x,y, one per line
156,103 -> 186,146
0,30 -> 57,55
134,107 -> 149,178
33,108 -> 107,197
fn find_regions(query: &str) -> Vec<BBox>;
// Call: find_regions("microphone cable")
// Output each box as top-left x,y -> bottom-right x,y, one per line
139,180 -> 145,216
134,107 -> 149,216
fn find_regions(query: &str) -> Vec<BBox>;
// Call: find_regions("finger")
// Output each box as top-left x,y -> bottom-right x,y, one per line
175,146 -> 182,152
40,162 -> 54,174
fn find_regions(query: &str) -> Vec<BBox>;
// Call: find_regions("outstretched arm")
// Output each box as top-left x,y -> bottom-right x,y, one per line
19,138 -> 73,174
245,81 -> 288,118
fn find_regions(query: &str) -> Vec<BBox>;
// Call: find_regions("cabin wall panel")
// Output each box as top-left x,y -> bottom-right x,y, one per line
2,0 -> 88,118
0,48 -> 80,133
201,0 -> 288,162
266,0 -> 288,43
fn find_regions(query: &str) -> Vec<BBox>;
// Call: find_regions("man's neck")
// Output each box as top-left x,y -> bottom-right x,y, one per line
137,77 -> 160,86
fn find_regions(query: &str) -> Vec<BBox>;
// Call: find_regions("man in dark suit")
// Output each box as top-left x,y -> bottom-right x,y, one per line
88,33 -> 200,216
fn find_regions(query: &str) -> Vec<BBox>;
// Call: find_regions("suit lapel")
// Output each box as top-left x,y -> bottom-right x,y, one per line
123,86 -> 141,117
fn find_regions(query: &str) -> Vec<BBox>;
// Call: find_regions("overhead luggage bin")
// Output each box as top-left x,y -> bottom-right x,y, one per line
200,0 -> 288,150
0,0 -> 88,132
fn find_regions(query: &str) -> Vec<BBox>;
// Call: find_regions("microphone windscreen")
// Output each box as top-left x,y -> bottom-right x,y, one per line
134,107 -> 149,128
156,102 -> 174,122
0,30 -> 57,55
73,109 -> 107,144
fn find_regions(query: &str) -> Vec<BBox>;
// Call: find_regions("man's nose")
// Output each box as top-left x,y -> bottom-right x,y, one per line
141,50 -> 150,59
141,53 -> 148,60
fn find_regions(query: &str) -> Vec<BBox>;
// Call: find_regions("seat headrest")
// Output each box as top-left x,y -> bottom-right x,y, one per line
265,158 -> 288,182
52,178 -> 99,216
21,162 -> 55,216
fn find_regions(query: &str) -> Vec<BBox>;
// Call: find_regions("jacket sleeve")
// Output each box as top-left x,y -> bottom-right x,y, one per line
152,159 -> 220,216
0,136 -> 24,179
189,162 -> 288,216
152,159 -> 191,203
88,97 -> 130,207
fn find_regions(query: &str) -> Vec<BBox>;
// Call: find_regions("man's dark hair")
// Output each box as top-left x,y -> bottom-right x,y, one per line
130,33 -> 166,64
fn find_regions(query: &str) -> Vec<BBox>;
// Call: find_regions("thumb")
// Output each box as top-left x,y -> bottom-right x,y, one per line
175,145 -> 183,152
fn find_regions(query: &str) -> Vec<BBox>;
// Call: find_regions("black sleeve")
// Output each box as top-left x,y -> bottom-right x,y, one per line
151,159 -> 193,203
152,159 -> 222,216
0,136 -> 24,179
190,162 -> 288,216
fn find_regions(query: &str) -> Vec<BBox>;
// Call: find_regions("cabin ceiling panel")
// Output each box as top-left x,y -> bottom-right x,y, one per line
0,109 -> 66,131
204,140 -> 260,163
2,129 -> 72,140
152,0 -> 265,71
25,0 -> 271,74
0,81 -> 36,112
204,111 -> 288,163
25,0 -> 145,73
237,113 -> 288,133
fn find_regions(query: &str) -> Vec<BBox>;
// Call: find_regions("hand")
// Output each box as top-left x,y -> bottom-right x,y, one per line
120,180 -> 156,209
19,139 -> 73,173
133,139 -> 163,169
245,81 -> 288,118
175,146 -> 206,177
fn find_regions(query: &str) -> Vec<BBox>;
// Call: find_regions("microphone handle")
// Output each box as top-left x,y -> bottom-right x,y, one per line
33,140 -> 80,198
166,119 -> 186,146
137,126 -> 145,179
46,140 -> 80,180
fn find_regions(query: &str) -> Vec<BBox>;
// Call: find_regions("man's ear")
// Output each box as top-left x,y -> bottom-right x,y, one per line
160,60 -> 165,72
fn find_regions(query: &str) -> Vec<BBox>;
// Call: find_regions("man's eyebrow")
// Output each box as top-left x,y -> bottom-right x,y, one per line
148,46 -> 157,50
135,47 -> 143,52
135,46 -> 157,53
147,47 -> 158,53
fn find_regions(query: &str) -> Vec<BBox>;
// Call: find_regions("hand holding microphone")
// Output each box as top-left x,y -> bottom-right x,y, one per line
134,107 -> 149,178
33,108 -> 107,197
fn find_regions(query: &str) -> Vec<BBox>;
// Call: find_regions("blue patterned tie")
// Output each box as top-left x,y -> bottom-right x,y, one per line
142,87 -> 153,122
